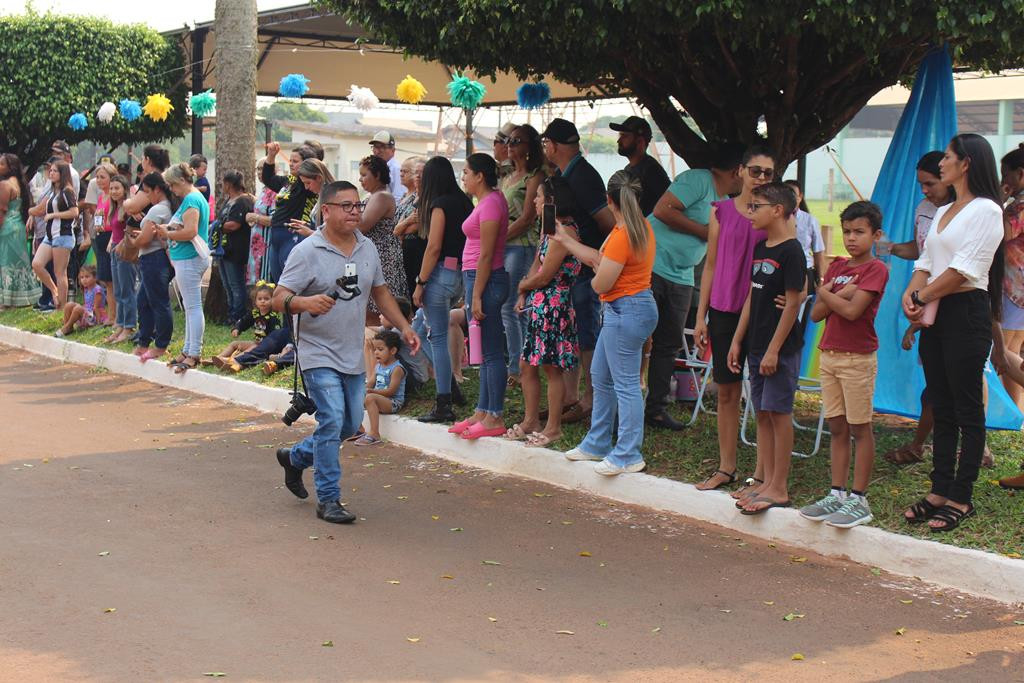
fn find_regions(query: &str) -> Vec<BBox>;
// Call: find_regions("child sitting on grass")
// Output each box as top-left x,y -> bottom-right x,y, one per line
55,265 -> 106,337
353,330 -> 407,446
363,296 -> 428,396
727,182 -> 805,515
211,283 -> 280,372
800,201 -> 888,528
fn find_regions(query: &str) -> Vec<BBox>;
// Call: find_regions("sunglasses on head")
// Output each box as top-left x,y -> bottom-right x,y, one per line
745,165 -> 775,179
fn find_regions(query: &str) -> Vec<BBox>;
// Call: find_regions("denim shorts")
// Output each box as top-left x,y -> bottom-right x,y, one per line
747,349 -> 801,414
43,234 -> 75,250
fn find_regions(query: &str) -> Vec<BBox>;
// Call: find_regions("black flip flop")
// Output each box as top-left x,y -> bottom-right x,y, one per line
928,504 -> 974,533
739,496 -> 792,516
698,469 -> 737,491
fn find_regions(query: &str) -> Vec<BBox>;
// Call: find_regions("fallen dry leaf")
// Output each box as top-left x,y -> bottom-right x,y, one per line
406,637 -> 420,643
791,654 -> 805,661
790,556 -> 807,563
449,527 -> 464,532
103,608 -> 116,613
482,560 -> 501,566
431,515 -> 440,520
555,630 -> 575,635
322,640 -> 334,647
440,575 -> 455,580
98,551 -> 110,557
597,620 -> 608,627
202,674 -> 227,679
579,551 -> 592,557
782,613 -> 805,621
487,617 -> 497,623
763,601 -> 775,606
900,600 -> 913,605
651,627 -> 661,633
386,580 -> 400,585
895,628 -> 906,636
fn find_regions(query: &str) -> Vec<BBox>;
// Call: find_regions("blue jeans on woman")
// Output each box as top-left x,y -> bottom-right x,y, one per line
579,290 -> 659,467
422,263 -> 462,396
269,227 -> 301,284
464,267 -> 510,416
136,250 -> 173,349
220,258 -> 247,324
287,367 -> 365,504
502,244 -> 535,376
111,249 -> 139,329
172,255 -> 209,358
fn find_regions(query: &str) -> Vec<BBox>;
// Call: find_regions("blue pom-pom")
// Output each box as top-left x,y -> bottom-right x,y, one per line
68,112 -> 88,131
279,73 -> 310,98
516,82 -> 551,110
119,99 -> 142,121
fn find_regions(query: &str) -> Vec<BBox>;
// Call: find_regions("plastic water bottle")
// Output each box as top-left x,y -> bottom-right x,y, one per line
468,319 -> 482,365
876,236 -> 893,265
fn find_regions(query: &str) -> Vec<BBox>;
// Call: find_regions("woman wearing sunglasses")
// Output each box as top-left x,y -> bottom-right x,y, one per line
693,146 -> 777,494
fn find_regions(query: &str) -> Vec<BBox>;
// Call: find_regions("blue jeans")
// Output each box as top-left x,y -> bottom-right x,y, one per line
136,250 -> 173,349
111,249 -> 139,329
412,307 -> 432,366
464,268 -> 510,416
269,227 -> 301,284
172,255 -> 209,357
422,263 -> 462,395
572,273 -> 602,351
220,259 -> 247,324
502,244 -> 535,375
579,290 -> 659,466
288,367 -> 366,504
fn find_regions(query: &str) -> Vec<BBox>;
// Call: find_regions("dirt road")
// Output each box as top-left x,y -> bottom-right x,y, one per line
1,347 -> 1022,682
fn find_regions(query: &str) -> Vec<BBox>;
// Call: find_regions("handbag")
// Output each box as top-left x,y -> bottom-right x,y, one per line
114,236 -> 140,264
191,233 -> 211,261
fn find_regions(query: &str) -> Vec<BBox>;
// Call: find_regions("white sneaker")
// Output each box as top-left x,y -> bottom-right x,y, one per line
594,458 -> 646,476
565,447 -> 602,462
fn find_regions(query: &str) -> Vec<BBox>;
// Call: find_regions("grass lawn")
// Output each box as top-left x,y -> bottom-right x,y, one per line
2,305 -> 1022,559
806,199 -> 847,257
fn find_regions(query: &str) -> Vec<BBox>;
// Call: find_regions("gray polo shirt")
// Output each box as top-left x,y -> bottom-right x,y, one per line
279,229 -> 385,375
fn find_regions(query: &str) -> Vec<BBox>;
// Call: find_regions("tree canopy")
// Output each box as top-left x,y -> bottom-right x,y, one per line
257,101 -> 329,142
0,13 -> 187,172
336,0 -> 1024,168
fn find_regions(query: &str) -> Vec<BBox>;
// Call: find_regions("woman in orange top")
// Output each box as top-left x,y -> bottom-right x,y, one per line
552,170 -> 657,475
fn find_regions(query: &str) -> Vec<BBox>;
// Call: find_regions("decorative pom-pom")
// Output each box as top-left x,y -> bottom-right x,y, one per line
396,75 -> 427,105
447,73 -> 486,110
279,73 -> 310,98
347,84 -> 379,112
68,112 -> 88,131
119,99 -> 142,121
516,81 -> 551,110
142,93 -> 174,122
97,102 -> 116,123
189,90 -> 216,118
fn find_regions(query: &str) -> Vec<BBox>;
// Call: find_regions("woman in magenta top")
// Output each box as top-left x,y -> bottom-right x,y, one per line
451,153 -> 511,440
104,174 -> 139,344
692,146 -> 775,493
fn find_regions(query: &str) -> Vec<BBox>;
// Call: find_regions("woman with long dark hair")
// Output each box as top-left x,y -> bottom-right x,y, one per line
902,133 -> 1004,532
105,174 -> 138,344
0,154 -> 40,308
414,156 -> 474,422
219,170 -> 256,324
30,160 -> 78,309
359,154 -> 406,316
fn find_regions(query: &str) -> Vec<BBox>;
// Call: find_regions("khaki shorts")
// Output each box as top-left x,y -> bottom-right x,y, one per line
820,350 -> 877,424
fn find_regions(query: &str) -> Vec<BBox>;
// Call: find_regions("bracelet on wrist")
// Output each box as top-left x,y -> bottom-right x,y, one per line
911,290 -> 925,307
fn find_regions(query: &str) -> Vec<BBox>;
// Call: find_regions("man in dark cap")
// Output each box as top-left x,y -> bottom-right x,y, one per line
611,116 -> 669,216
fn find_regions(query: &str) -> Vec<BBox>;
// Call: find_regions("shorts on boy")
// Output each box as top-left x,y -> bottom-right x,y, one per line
390,398 -> 404,413
819,350 -> 877,424
709,307 -> 746,384
747,350 -> 800,414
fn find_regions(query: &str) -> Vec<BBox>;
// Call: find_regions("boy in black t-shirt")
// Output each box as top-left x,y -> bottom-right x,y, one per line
728,183 -> 805,515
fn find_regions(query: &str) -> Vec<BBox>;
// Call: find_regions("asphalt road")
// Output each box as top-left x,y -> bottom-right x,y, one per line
1,347 -> 1022,682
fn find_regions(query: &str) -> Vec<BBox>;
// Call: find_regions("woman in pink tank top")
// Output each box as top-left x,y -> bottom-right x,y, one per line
693,147 -> 775,493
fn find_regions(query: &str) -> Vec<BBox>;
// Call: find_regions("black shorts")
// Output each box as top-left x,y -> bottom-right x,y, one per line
709,306 -> 746,384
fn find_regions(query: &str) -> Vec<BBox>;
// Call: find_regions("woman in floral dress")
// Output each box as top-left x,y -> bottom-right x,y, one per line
245,158 -> 276,285
506,176 -> 580,447
359,155 -> 407,320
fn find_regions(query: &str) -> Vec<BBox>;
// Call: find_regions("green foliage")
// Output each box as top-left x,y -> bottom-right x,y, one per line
0,14 -> 187,170
257,101 -> 328,142
332,0 -> 1024,166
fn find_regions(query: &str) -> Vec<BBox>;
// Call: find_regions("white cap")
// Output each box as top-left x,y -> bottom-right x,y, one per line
369,130 -> 395,146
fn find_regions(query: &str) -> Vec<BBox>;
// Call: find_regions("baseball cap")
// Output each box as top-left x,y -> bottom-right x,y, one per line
540,118 -> 580,145
368,130 -> 395,146
494,122 -> 518,143
51,140 -> 71,153
609,116 -> 653,140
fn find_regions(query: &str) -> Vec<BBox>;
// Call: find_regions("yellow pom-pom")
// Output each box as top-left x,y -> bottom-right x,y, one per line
396,75 -> 427,105
142,93 -> 174,122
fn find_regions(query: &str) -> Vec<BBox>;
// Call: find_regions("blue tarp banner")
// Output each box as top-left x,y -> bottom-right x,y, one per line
870,46 -> 1022,430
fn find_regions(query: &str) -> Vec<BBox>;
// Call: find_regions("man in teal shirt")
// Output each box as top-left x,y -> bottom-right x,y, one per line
645,144 -> 744,429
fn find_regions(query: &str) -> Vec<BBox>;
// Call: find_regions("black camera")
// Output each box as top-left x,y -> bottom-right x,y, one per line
282,391 -> 316,426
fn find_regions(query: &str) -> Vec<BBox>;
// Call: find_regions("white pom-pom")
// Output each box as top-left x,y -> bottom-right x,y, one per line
347,84 -> 379,112
97,101 -> 116,123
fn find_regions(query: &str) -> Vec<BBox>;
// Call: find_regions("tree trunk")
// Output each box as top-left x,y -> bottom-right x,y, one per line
206,0 -> 257,323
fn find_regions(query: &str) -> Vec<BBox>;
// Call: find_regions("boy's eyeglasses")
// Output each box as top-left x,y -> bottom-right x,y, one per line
746,202 -> 775,212
323,201 -> 366,214
745,165 -> 775,179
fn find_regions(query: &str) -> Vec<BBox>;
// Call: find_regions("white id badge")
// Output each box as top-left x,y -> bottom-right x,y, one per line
94,215 -> 103,227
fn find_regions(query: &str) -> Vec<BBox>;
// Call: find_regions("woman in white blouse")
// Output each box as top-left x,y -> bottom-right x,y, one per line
901,133 -> 1005,532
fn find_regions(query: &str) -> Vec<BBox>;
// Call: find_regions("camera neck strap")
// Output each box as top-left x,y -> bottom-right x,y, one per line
290,312 -> 309,398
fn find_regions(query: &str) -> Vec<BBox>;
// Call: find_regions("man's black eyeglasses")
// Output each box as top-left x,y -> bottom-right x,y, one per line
323,201 -> 366,214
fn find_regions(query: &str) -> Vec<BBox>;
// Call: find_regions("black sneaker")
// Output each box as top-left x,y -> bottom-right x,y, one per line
645,410 -> 685,431
317,500 -> 356,524
276,448 -> 308,499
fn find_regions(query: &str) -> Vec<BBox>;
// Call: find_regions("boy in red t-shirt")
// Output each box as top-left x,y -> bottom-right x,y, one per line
800,201 -> 888,528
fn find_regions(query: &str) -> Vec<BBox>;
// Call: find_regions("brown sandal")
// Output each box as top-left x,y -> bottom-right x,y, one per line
561,402 -> 591,425
173,356 -> 199,374
884,444 -> 925,465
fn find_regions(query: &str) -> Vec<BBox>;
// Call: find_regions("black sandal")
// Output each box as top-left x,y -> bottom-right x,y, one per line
903,497 -> 941,524
698,469 -> 737,491
173,355 -> 199,374
929,504 -> 974,533
732,477 -> 764,507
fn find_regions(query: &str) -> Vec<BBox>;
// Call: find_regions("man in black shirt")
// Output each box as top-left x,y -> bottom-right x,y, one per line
610,116 -> 670,216
541,118 -> 616,423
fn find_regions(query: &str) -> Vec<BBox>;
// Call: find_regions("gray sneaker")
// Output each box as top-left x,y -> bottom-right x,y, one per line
799,493 -> 845,521
824,497 -> 873,529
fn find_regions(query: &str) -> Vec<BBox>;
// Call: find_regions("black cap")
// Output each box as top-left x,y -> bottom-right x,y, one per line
609,116 -> 653,140
540,118 -> 580,145
51,140 -> 71,153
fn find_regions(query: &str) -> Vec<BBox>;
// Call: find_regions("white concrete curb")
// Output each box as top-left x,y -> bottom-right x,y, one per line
2,322 -> 1021,605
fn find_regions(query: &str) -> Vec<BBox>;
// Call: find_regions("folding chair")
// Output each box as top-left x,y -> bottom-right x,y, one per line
673,328 -> 714,426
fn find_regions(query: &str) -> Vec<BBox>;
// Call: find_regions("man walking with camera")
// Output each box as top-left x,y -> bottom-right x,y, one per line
272,180 -> 419,524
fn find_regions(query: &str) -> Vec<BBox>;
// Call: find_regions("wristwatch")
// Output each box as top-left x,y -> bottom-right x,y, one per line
910,290 -> 925,307
415,276 -> 427,287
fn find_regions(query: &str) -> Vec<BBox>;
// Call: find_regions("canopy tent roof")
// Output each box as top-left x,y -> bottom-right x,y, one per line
166,4 -> 616,107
